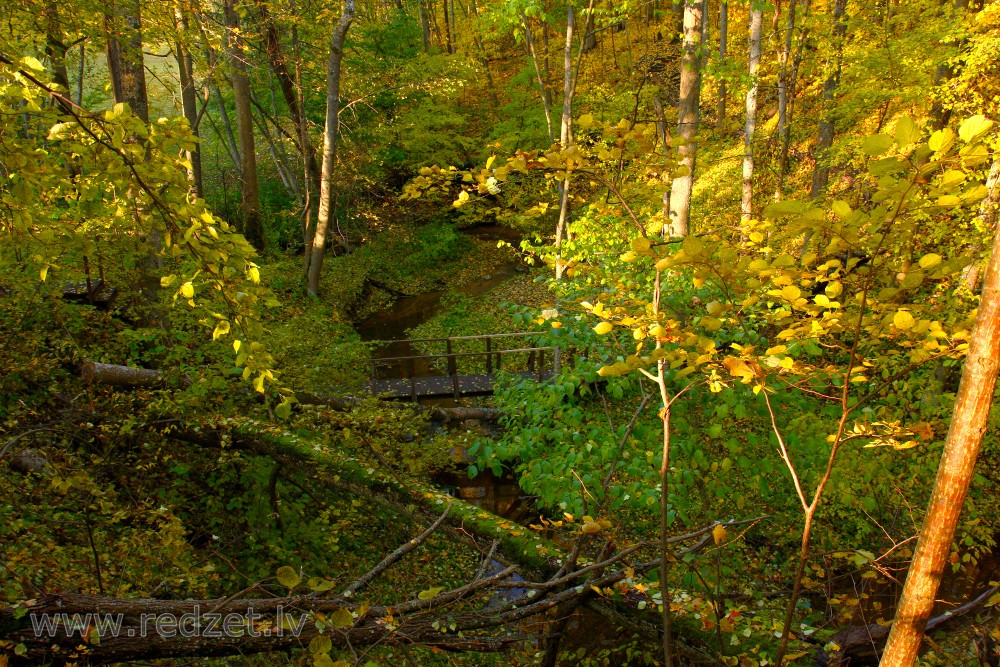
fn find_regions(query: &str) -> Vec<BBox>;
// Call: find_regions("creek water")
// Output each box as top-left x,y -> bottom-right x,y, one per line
352,224 -> 531,518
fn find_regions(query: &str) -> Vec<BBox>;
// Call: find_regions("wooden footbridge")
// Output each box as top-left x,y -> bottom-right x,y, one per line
369,332 -> 560,400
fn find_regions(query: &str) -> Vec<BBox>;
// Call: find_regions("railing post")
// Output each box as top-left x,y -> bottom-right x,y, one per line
538,349 -> 545,381
486,337 -> 493,374
528,350 -> 535,375
553,345 -> 561,377
447,338 -> 460,398
409,356 -> 417,402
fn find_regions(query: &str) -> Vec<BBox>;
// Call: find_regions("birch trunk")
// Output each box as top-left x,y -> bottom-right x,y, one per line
667,0 -> 704,237
740,6 -> 762,223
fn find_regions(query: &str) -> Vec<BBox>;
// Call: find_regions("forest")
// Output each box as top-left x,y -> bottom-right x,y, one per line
2,0 -> 1000,664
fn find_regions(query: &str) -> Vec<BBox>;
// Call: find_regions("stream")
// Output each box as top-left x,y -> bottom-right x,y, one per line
352,224 -> 530,518
350,224 -> 646,659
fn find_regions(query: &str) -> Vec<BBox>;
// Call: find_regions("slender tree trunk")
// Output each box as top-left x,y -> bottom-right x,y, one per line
740,6 -> 762,223
554,4 -> 575,281
929,0 -> 968,130
667,0 -> 704,237
582,6 -> 597,53
105,0 -> 148,123
777,0 -> 810,200
879,158 -> 1000,667
717,0 -> 727,124
525,15 -> 555,143
774,0 -> 797,200
223,0 -> 265,250
255,0 -> 321,193
420,1 -> 432,52
306,0 -> 356,297
809,0 -> 847,200
77,42 -> 85,106
174,3 -> 203,197
443,0 -> 453,53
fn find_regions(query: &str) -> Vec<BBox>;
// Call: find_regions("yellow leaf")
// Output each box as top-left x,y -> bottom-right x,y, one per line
893,310 -> 916,330
918,253 -> 942,270
594,321 -> 613,335
781,285 -> 801,301
180,282 -> 195,298
748,231 -> 764,243
213,320 -> 231,340
712,524 -> 727,545
418,586 -> 444,600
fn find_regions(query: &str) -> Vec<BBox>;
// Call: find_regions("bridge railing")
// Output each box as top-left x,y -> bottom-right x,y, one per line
369,332 -> 560,399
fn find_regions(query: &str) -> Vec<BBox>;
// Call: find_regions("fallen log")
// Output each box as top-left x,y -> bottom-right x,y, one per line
81,362 -> 163,387
0,498 -> 750,665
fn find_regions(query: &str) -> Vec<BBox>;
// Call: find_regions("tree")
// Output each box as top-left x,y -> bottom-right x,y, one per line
879,156 -> 1000,666
306,0 -> 356,297
223,0 -> 265,250
667,0 -> 703,237
105,0 -> 148,123
740,2 -> 762,222
174,1 -> 203,197
809,0 -> 847,201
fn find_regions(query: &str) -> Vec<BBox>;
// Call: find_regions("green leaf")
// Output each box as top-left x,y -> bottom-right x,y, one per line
20,56 -> 44,72
276,566 -> 301,589
330,608 -> 354,629
762,200 -> 805,218
861,134 -> 894,156
418,586 -> 444,600
831,200 -> 852,218
894,117 -> 921,146
309,635 -> 333,654
959,115 -> 994,143
275,400 -> 292,420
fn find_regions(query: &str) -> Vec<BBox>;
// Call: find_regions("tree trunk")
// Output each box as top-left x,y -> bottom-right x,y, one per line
554,5 -> 575,280
740,6 -> 762,223
420,0 -> 432,51
809,0 -> 847,200
43,4 -> 72,113
667,0 -> 704,238
255,0 -> 321,194
929,0 -> 968,130
174,3 -> 203,197
879,158 -> 1000,667
443,0 -> 453,53
582,6 -> 597,53
525,15 -> 554,143
306,0 -> 356,297
105,0 -> 148,123
717,0 -> 727,124
223,0 -> 265,250
774,0 -> 797,200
